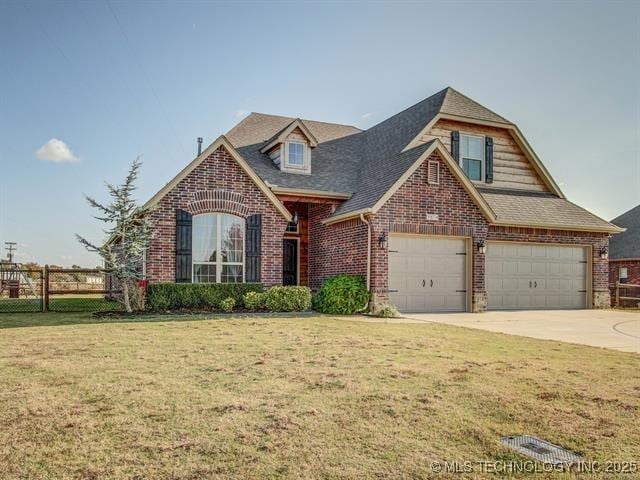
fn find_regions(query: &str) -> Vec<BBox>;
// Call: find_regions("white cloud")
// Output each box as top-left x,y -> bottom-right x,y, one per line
35,138 -> 78,163
235,109 -> 248,118
360,112 -> 373,120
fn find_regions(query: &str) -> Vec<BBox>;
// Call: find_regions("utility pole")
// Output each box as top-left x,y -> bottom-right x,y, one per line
4,242 -> 16,263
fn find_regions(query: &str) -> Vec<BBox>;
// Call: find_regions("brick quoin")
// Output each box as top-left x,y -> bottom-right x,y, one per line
146,146 -> 288,286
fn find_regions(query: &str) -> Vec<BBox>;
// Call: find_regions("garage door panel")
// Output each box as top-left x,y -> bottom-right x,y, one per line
517,262 -> 533,274
531,262 -> 547,275
487,242 -> 587,310
389,236 -> 467,313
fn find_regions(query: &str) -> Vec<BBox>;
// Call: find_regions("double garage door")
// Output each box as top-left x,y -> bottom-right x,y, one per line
389,235 -> 588,313
486,242 -> 588,310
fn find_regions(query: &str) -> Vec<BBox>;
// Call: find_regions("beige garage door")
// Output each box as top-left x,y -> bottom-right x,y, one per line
487,242 -> 588,310
389,235 -> 467,313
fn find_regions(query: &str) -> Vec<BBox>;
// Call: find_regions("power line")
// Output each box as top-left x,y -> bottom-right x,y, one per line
4,242 -> 16,263
105,0 -> 187,155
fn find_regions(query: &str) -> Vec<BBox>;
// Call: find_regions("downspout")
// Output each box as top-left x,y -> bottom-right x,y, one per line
359,214 -> 371,291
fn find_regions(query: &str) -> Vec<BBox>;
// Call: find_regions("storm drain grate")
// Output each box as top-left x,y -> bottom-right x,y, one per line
500,435 -> 583,465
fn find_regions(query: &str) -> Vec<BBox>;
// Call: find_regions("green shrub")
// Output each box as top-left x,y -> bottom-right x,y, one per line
219,297 -> 236,313
243,291 -> 266,311
146,283 -> 263,311
313,274 -> 369,314
264,286 -> 312,312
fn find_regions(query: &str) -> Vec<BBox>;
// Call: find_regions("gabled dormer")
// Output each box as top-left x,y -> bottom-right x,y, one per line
260,118 -> 318,175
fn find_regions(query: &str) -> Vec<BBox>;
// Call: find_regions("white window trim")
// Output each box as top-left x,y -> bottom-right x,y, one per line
619,267 -> 628,282
282,141 -> 311,173
460,133 -> 485,183
285,220 -> 299,234
192,213 -> 245,284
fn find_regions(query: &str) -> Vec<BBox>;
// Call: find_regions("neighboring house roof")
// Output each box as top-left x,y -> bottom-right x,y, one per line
610,205 -> 640,259
478,188 -> 619,233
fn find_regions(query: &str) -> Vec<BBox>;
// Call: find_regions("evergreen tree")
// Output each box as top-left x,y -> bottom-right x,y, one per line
76,158 -> 153,312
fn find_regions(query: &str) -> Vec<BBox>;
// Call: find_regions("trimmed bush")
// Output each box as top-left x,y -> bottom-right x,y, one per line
219,297 -> 236,313
243,291 -> 266,311
146,283 -> 263,311
313,274 -> 369,314
264,286 -> 312,312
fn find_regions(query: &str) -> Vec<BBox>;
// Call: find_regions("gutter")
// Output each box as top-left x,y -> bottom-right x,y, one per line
360,213 -> 371,290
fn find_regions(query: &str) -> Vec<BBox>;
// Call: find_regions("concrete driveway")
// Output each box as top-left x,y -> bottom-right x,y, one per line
401,310 -> 640,353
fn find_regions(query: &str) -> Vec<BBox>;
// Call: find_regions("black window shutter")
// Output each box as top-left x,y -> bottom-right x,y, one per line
245,214 -> 262,283
175,209 -> 193,283
485,136 -> 494,183
451,131 -> 460,162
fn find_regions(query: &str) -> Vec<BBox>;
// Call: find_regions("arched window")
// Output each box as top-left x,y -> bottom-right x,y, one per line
192,213 -> 245,283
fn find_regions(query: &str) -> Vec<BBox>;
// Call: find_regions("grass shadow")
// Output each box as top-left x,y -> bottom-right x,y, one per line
0,310 -> 315,329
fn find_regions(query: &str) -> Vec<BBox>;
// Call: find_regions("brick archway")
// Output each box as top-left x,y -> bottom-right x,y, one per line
187,190 -> 250,217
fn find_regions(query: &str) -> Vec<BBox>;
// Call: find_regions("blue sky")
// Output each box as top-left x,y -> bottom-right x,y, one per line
1,1 -> 638,266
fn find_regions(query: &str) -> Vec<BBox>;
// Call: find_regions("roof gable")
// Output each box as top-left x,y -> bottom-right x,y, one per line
259,118 -> 319,153
439,87 -> 510,124
143,135 -> 291,221
326,140 -> 497,224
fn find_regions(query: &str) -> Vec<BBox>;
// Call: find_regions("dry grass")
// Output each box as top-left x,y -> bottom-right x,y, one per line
0,314 -> 638,479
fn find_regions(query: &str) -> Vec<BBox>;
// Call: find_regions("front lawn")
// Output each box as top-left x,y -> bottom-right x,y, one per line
0,314 -> 638,478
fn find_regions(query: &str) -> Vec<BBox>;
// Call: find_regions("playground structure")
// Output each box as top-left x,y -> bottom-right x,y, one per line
0,262 -> 41,299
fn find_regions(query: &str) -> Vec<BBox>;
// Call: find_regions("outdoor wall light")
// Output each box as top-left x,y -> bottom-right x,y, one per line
292,211 -> 299,225
477,240 -> 487,254
378,232 -> 388,250
600,246 -> 608,260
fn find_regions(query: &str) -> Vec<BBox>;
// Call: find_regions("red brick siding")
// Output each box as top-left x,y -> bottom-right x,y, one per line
308,203 -> 368,290
609,259 -> 640,306
609,259 -> 640,285
368,151 -> 610,309
146,146 -> 288,286
370,152 -> 489,296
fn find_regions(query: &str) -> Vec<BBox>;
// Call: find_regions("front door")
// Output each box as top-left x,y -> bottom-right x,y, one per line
283,239 -> 298,286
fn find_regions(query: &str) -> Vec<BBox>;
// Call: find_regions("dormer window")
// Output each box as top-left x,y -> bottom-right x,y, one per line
286,142 -> 306,167
260,118 -> 317,175
460,134 -> 484,181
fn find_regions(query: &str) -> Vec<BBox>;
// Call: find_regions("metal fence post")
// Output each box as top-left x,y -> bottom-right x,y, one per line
43,265 -> 49,312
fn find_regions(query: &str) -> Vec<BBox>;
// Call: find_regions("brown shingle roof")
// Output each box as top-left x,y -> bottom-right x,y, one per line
216,88 -> 616,233
479,188 -> 619,232
440,88 -> 510,123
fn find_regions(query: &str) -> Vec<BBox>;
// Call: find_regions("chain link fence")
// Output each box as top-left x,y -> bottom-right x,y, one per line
46,268 -> 123,313
0,265 -> 122,313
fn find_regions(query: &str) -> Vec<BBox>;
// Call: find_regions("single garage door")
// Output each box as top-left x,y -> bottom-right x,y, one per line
389,235 -> 467,313
487,242 -> 588,310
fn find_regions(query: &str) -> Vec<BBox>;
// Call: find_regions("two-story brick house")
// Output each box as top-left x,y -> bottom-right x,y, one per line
142,87 -> 621,312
